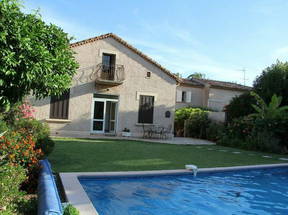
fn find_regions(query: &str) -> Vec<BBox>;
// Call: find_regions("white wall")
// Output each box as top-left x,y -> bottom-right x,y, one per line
175,86 -> 204,109
208,88 -> 243,111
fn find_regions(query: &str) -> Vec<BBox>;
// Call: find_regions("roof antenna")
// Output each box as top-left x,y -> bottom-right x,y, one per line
237,68 -> 248,86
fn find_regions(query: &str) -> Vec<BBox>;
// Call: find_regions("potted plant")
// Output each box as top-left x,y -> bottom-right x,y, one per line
122,128 -> 131,137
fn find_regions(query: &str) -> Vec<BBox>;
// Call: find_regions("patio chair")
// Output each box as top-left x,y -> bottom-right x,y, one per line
161,124 -> 172,139
152,125 -> 163,139
142,124 -> 152,138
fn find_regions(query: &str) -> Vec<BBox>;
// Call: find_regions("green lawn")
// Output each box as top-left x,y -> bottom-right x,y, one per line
49,138 -> 288,172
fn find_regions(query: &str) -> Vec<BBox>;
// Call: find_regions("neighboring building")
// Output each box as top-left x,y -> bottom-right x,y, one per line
31,33 -> 179,137
31,33 -> 251,137
176,78 -> 251,112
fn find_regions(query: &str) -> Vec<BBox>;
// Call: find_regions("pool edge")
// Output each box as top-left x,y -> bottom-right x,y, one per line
60,163 -> 288,215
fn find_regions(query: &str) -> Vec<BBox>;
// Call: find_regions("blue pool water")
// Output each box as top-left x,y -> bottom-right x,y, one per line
79,168 -> 288,215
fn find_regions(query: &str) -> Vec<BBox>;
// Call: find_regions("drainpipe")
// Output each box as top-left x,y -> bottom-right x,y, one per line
203,83 -> 210,107
190,78 -> 210,108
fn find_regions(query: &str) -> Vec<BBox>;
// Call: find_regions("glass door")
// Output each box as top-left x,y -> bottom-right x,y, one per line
92,101 -> 105,133
92,98 -> 118,133
105,101 -> 117,133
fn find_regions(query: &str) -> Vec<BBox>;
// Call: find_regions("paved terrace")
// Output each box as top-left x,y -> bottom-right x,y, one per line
52,134 -> 215,145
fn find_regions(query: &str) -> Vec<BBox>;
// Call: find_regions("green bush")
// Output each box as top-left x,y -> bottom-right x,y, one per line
225,92 -> 255,123
16,196 -> 38,215
175,107 -> 210,137
1,102 -> 23,127
0,130 -> 43,193
0,162 -> 26,213
183,108 -> 210,139
0,120 -> 7,134
63,204 -> 80,215
219,107 -> 288,153
206,122 -> 225,141
14,118 -> 55,156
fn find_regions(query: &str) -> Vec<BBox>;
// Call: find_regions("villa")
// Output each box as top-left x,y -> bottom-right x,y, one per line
31,33 -> 250,137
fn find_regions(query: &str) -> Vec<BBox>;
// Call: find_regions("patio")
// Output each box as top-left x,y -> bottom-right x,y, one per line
52,133 -> 215,145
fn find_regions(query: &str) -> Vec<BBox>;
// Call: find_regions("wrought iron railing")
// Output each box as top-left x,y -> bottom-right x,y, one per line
96,63 -> 125,82
72,63 -> 125,85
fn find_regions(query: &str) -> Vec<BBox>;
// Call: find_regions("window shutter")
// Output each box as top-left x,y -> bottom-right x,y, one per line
138,95 -> 154,124
50,90 -> 70,119
176,90 -> 182,102
186,91 -> 192,103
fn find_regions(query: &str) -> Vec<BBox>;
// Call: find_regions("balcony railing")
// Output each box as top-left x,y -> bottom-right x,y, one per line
95,63 -> 125,85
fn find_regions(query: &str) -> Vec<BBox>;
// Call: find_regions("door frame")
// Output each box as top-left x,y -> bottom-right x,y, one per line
91,97 -> 119,134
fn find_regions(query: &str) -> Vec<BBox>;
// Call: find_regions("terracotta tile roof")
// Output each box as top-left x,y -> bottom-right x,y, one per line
70,33 -> 180,83
181,78 -> 252,91
181,78 -> 205,87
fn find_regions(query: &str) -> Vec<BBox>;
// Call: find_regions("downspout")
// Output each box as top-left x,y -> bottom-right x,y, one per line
203,83 -> 210,107
190,78 -> 210,107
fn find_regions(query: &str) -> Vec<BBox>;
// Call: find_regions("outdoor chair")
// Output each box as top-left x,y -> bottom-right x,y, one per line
161,124 -> 172,139
142,124 -> 152,138
151,125 -> 164,139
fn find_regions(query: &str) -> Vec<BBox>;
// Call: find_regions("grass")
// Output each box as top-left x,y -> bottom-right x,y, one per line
49,138 -> 288,172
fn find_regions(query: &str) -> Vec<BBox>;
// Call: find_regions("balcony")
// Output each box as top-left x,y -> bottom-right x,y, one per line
95,63 -> 125,86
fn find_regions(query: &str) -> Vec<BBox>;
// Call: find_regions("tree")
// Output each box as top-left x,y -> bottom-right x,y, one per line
173,72 -> 182,78
225,92 -> 255,123
0,0 -> 78,111
253,61 -> 288,106
250,92 -> 288,119
187,72 -> 206,79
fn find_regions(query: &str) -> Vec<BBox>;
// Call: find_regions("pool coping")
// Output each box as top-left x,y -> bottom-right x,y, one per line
60,163 -> 288,215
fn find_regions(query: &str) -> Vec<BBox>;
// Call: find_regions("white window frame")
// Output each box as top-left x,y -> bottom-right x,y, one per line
91,97 -> 119,134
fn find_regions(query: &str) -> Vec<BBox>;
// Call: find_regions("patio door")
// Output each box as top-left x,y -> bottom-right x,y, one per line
92,98 -> 118,133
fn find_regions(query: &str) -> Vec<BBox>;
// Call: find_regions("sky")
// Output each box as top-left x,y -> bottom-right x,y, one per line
22,0 -> 288,86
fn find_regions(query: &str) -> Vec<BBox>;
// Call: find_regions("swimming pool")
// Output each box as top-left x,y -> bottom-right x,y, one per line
79,167 -> 288,215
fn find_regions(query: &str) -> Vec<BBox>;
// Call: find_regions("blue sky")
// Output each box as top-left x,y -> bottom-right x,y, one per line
23,0 -> 288,86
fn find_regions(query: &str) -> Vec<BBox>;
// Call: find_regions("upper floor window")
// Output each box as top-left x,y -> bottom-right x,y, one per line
102,53 -> 116,80
138,95 -> 154,124
177,90 -> 192,103
182,91 -> 187,102
146,71 -> 151,78
50,90 -> 70,119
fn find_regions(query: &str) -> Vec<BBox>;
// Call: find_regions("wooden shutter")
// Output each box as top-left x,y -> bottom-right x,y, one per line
186,91 -> 192,103
50,90 -> 70,119
176,90 -> 182,102
138,95 -> 154,123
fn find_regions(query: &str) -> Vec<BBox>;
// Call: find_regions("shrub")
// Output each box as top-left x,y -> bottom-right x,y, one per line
219,110 -> 288,153
218,115 -> 255,149
225,92 -> 255,123
0,120 -> 7,133
206,122 -> 225,141
0,130 -> 43,193
14,118 -> 55,156
18,102 -> 35,119
0,162 -> 26,213
63,204 -> 80,215
0,131 -> 43,169
175,107 -> 210,137
1,102 -> 23,127
183,108 -> 210,139
16,196 -> 38,215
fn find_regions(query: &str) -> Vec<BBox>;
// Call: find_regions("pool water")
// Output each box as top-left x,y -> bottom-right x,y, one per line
79,168 -> 288,215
